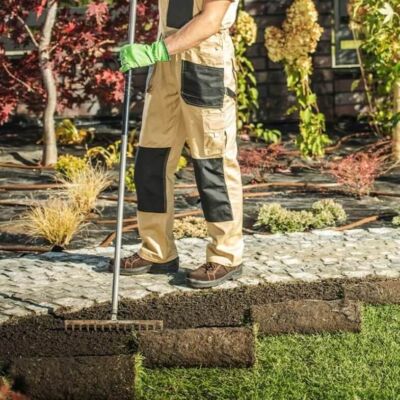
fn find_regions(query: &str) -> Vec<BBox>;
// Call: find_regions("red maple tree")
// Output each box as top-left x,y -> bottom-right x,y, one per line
0,0 -> 158,165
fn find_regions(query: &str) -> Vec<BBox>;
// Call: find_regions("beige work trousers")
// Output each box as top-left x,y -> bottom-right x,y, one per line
134,31 -> 243,267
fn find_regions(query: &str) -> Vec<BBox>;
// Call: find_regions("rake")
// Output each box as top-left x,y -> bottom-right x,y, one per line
64,0 -> 162,333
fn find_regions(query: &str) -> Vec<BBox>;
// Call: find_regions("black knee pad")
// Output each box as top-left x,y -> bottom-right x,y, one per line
134,146 -> 171,213
192,157 -> 233,222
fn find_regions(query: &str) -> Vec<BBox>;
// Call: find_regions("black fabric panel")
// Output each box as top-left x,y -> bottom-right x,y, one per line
167,0 -> 193,29
181,61 -> 225,108
193,158 -> 233,222
134,146 -> 171,213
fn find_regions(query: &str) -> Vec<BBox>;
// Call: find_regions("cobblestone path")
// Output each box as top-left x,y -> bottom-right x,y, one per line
1,227 -> 400,323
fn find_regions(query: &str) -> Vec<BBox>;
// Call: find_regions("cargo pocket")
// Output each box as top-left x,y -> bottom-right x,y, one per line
181,61 -> 225,108
202,110 -> 226,157
167,0 -> 194,28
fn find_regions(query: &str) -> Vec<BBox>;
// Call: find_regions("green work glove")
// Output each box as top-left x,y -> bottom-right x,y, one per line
119,40 -> 170,72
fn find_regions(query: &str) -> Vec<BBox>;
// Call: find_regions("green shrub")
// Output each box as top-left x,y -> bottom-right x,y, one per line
255,199 -> 347,233
311,199 -> 347,227
255,203 -> 315,233
125,164 -> 136,192
393,215 -> 400,226
55,154 -> 88,180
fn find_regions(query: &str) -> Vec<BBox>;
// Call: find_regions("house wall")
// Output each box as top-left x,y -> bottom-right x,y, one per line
243,0 -> 365,124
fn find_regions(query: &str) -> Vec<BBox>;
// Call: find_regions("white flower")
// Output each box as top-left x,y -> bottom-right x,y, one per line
378,2 -> 394,24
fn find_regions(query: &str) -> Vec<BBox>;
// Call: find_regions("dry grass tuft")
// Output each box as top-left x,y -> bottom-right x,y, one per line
60,164 -> 113,214
20,198 -> 86,247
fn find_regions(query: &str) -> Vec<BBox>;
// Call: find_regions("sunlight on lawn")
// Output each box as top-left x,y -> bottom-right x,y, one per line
141,305 -> 400,400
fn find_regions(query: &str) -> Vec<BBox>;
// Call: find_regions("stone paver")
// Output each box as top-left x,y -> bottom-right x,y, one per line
1,228 -> 400,322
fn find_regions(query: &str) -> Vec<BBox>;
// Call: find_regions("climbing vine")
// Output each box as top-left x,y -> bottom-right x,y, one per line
264,0 -> 331,158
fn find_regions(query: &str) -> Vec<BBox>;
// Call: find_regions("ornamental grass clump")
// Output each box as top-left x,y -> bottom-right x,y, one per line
264,0 -> 331,158
60,164 -> 113,214
255,199 -> 347,233
20,198 -> 86,247
173,216 -> 208,239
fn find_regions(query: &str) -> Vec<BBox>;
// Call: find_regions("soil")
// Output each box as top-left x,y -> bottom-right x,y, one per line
1,277 -> 399,364
344,280 -> 400,304
138,327 -> 255,368
9,355 -> 135,400
0,315 -> 138,361
251,299 -> 361,335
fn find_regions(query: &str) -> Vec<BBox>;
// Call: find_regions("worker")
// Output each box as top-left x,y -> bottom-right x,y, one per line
111,0 -> 243,288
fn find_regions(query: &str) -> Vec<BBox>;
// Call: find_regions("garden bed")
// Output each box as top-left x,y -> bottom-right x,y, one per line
0,127 -> 399,250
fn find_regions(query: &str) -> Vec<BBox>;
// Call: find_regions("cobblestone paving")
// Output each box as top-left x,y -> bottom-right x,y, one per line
1,227 -> 400,323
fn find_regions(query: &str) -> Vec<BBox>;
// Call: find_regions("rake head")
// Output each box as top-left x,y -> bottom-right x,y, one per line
64,319 -> 163,332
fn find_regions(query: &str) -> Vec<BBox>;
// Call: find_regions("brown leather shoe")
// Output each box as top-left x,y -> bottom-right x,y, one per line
108,253 -> 179,275
187,262 -> 243,289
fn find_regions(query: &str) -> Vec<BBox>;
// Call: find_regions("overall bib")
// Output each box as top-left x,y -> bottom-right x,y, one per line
135,0 -> 244,267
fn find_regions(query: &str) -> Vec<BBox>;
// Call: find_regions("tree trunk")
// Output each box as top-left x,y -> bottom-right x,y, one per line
393,80 -> 400,161
39,1 -> 58,166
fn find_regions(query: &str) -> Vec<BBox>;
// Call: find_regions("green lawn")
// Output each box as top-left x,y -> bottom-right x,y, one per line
139,305 -> 400,400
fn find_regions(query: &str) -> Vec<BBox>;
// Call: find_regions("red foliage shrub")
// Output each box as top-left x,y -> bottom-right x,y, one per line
0,0 -> 159,124
238,144 -> 286,178
0,378 -> 29,400
325,151 -> 384,196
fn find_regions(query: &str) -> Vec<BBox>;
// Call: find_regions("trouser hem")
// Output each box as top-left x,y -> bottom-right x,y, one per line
207,255 -> 243,268
138,248 -> 179,264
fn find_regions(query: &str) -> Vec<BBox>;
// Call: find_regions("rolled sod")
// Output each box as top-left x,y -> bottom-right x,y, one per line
344,280 -> 400,304
251,299 -> 361,335
137,327 -> 255,368
10,355 -> 135,400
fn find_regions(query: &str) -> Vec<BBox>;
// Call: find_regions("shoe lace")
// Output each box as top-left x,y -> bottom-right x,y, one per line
204,262 -> 219,272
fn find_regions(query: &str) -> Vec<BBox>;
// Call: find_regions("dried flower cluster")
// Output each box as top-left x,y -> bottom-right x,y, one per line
264,0 -> 330,159
255,199 -> 347,233
264,0 -> 323,67
232,10 -> 258,50
173,217 -> 208,239
326,151 -> 384,197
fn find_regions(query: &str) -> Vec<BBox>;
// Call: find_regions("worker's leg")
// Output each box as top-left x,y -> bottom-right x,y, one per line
135,57 -> 185,263
179,37 -> 244,267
